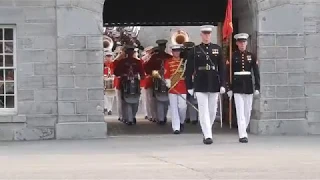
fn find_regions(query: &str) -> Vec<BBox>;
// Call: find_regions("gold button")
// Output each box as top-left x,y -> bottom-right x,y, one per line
242,66 -> 245,68
206,52 -> 208,54
206,47 -> 208,49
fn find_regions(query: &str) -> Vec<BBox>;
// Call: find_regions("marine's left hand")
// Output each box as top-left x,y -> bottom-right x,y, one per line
254,90 -> 260,96
220,87 -> 226,94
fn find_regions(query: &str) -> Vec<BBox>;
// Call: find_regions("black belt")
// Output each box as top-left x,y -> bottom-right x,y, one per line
198,65 -> 215,71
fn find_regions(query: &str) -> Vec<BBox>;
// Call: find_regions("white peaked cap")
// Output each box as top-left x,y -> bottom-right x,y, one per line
234,33 -> 249,40
200,25 -> 213,32
170,44 -> 183,50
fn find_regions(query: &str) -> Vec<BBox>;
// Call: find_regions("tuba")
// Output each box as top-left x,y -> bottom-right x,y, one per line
171,30 -> 190,45
103,35 -> 114,51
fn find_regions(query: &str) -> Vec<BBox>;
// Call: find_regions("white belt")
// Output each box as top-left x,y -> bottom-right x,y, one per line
234,71 -> 251,75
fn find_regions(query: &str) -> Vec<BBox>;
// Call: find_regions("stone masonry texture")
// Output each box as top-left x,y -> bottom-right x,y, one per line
0,0 -> 319,140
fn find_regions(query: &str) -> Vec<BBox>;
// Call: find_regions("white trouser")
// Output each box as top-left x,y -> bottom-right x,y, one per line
116,89 -> 122,118
234,93 -> 253,138
141,88 -> 149,117
195,92 -> 219,139
146,88 -> 156,119
104,94 -> 115,111
169,93 -> 187,131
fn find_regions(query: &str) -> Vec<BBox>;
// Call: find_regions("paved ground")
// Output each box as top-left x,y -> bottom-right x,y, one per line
1,134 -> 320,180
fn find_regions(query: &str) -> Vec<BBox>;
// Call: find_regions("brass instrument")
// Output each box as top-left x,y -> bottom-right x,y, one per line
171,30 -> 190,45
103,35 -> 114,51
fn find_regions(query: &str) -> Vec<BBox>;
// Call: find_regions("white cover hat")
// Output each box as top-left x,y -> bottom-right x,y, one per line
234,33 -> 249,41
200,25 -> 213,32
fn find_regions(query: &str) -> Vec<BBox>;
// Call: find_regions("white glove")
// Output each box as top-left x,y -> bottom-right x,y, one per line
227,91 -> 233,100
165,79 -> 171,88
220,87 -> 226,94
188,89 -> 194,95
254,90 -> 260,96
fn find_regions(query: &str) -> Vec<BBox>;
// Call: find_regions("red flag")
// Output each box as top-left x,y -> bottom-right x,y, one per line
222,0 -> 233,42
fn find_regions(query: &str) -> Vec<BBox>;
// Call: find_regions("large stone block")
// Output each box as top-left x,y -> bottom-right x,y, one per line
17,36 -> 56,50
58,76 -> 75,88
17,23 -> 56,37
24,7 -> 56,23
260,73 -> 287,85
287,73 -> 305,85
14,0 -> 55,7
250,119 -> 309,135
276,34 -> 304,47
261,86 -> 276,98
0,7 -> 24,23
277,111 -> 306,119
307,112 -> 320,122
18,63 -> 34,76
58,115 -> 87,123
18,76 -> 43,89
58,89 -> 87,101
260,98 -> 289,111
17,90 -> 34,101
305,33 -> 320,47
72,0 -> 104,13
56,122 -> 107,139
259,60 -> 275,72
43,75 -> 57,88
87,63 -> 103,75
305,72 -> 320,83
58,63 -> 87,75
57,36 -> 86,49
34,89 -> 57,101
258,4 -> 304,33
87,36 -> 103,50
306,47 -> 320,58
34,63 -> 57,75
306,97 -> 320,111
258,34 -> 276,46
275,60 -> 304,73
58,102 -> 76,115
288,47 -> 305,59
74,50 -> 103,63
14,127 -> 55,141
0,128 -> 14,141
289,98 -> 307,111
75,100 -> 104,115
304,59 -> 320,72
17,50 -> 56,63
18,102 -> 58,115
258,47 -> 287,59
308,122 -> 320,135
56,7 -> 103,37
26,115 -> 57,127
88,115 -> 104,122
276,86 -> 305,98
305,83 -> 320,96
88,88 -> 104,100
57,50 -> 73,63
75,76 -> 103,88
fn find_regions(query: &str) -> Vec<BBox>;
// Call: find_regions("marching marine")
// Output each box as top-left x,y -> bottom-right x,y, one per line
144,40 -> 172,125
185,25 -> 226,145
164,44 -> 187,134
103,50 -> 115,115
114,45 -> 145,125
227,33 -> 260,143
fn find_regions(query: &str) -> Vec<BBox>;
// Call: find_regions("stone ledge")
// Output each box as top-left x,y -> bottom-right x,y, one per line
56,122 -> 107,140
250,119 -> 309,135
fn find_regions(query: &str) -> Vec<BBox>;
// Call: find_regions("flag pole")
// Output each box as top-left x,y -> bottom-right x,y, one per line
228,35 -> 232,129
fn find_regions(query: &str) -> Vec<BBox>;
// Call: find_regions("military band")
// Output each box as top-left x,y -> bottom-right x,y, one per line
227,33 -> 260,143
102,26 -> 261,144
185,25 -> 226,145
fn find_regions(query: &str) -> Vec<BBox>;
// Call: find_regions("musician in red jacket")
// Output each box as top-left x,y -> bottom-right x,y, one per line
164,44 -> 187,134
144,40 -> 172,125
103,50 -> 115,115
114,45 -> 145,125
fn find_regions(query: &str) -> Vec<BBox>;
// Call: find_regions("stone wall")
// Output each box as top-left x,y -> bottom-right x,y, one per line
0,0 -> 57,140
235,0 -> 320,135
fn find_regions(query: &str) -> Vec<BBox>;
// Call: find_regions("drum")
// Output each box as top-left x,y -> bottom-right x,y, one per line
104,75 -> 116,96
152,77 -> 169,102
121,76 -> 141,104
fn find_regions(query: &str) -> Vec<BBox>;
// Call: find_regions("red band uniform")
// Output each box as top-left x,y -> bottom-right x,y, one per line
103,51 -> 115,115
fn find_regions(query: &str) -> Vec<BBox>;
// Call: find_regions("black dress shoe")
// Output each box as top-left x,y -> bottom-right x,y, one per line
180,124 -> 185,132
173,130 -> 180,134
133,118 -> 137,124
126,121 -> 133,126
191,120 -> 198,125
104,109 -> 108,114
152,118 -> 157,123
164,117 -> 167,123
144,116 -> 148,119
203,138 -> 213,145
122,119 -> 128,124
158,121 -> 166,125
185,118 -> 191,123
239,137 -> 248,143
107,111 -> 112,115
